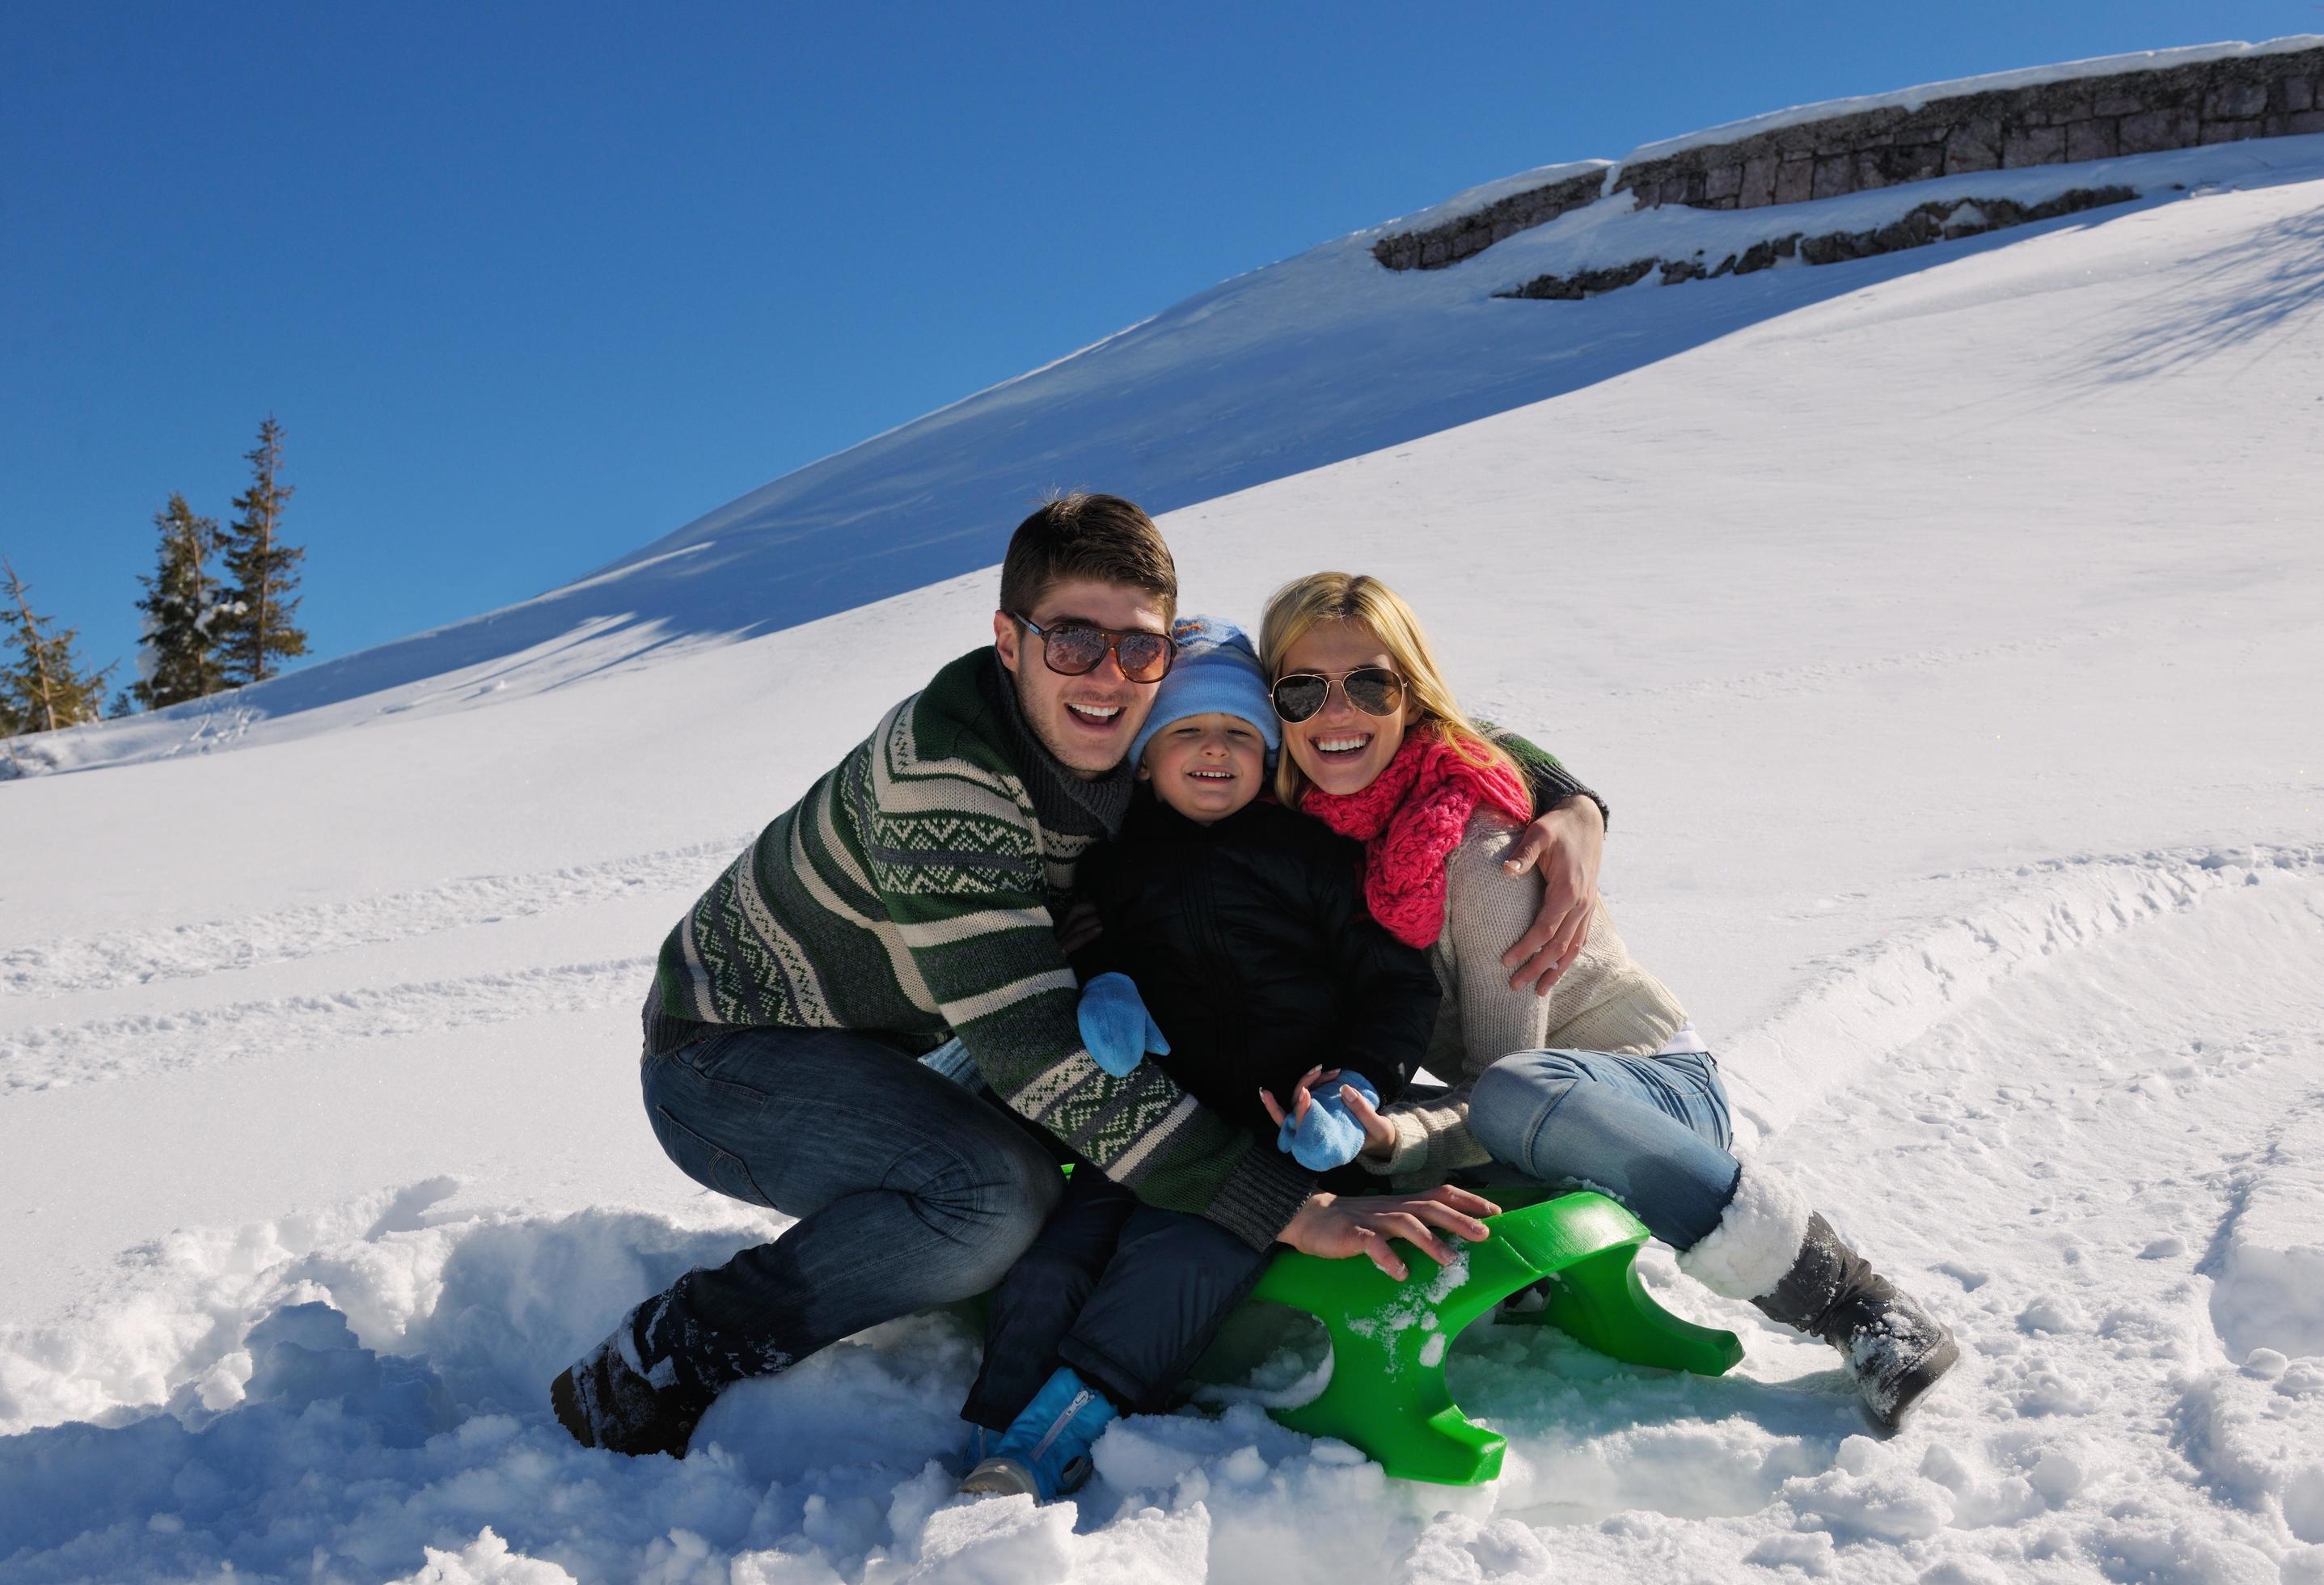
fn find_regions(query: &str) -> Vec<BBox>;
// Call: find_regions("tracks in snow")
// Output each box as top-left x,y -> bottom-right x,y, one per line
0,836 -> 751,1097
1752,865 -> 2324,1580
0,836 -> 746,1002
1718,843 -> 2320,1135
0,958 -> 654,1095
2,837 -> 2313,1125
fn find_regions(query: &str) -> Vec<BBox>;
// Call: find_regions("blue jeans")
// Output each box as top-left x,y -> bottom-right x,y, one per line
1465,1048 -> 1740,1251
634,1026 -> 1063,1393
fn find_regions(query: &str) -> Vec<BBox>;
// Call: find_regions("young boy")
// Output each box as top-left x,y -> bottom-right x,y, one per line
956,618 -> 1443,1501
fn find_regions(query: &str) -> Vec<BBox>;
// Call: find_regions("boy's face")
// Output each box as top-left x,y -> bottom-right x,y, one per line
1139,712 -> 1267,823
994,578 -> 1170,780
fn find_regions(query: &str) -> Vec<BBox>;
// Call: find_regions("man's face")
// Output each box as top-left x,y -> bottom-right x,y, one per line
993,578 -> 1170,779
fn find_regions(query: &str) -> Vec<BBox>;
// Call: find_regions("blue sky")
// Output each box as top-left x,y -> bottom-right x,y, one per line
2,0 -> 2308,684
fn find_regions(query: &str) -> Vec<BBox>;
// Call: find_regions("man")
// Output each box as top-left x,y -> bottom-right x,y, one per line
552,494 -> 1612,1456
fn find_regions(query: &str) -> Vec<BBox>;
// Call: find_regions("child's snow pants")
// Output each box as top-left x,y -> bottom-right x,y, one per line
963,1165 -> 1274,1426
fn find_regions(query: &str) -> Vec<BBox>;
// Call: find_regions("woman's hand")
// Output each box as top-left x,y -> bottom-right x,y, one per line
1498,796 -> 1606,995
1259,1067 -> 1399,1164
1277,1185 -> 1502,1280
1334,1080 -> 1400,1163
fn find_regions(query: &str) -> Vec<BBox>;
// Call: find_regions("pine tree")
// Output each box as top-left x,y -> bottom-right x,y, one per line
133,492 -> 227,709
1,557 -> 112,734
217,415 -> 308,686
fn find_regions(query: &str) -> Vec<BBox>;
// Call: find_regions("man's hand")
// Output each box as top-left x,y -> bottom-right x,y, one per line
1277,1185 -> 1502,1280
1498,795 -> 1605,996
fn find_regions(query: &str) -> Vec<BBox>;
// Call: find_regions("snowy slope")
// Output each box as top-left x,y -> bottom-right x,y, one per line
2,142 -> 2322,1583
12,127 -> 2322,779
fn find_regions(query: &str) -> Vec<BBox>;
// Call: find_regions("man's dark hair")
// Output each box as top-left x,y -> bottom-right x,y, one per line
999,494 -> 1177,620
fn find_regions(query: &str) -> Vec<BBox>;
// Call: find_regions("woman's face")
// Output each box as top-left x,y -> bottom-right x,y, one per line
1278,619 -> 1412,797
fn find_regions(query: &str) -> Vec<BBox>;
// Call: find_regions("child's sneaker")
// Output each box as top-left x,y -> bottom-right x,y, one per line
957,1366 -> 1118,1501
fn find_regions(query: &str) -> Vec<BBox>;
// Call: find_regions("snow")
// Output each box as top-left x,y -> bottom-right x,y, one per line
1348,1254 -> 1472,1362
2204,1107 -> 2324,1363
3,126 -> 2323,1581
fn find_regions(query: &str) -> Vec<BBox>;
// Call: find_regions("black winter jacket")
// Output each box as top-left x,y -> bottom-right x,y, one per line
1071,792 -> 1441,1152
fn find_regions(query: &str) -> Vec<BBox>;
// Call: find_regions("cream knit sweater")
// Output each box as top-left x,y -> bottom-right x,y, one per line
1362,809 -> 1688,1181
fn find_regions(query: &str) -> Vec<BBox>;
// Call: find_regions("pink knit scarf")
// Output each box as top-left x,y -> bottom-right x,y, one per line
1300,731 -> 1533,949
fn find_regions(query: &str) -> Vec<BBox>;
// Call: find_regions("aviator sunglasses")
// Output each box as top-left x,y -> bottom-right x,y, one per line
1270,666 -> 1407,724
1011,613 -> 1177,683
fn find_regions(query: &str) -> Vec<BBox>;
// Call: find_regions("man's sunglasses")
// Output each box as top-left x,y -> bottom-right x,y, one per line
1011,613 -> 1177,683
1270,666 -> 1407,724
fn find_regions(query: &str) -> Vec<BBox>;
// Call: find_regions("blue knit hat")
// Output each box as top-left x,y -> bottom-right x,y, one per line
1129,615 -> 1282,769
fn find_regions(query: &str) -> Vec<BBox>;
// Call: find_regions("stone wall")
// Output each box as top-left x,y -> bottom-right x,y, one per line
1371,168 -> 1604,272
1374,44 -> 2324,270
1616,45 -> 2324,211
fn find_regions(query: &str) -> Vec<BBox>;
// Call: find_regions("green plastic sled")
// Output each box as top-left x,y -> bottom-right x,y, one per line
1227,1189 -> 1743,1486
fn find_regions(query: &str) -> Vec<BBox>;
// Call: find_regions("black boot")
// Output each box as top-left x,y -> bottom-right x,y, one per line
550,1304 -> 715,1457
1751,1212 -> 1958,1431
1677,1164 -> 1957,1431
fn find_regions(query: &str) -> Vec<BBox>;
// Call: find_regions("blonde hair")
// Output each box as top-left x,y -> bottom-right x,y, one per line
1257,571 -> 1518,805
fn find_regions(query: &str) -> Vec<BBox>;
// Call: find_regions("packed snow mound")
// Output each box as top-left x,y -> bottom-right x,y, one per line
17,124 -> 2324,776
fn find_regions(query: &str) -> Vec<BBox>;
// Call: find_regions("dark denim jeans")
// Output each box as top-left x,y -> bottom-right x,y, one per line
633,1025 -> 1063,1393
1466,1047 -> 1740,1252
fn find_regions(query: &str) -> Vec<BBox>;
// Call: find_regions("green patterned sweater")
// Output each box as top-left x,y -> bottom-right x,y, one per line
643,647 -> 1316,1249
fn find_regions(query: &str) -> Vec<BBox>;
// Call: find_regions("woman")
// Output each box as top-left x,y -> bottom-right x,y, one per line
1256,572 -> 1957,1430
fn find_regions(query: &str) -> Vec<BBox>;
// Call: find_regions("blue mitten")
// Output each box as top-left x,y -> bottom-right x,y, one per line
1277,1070 -> 1381,1171
1077,972 -> 1171,1078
